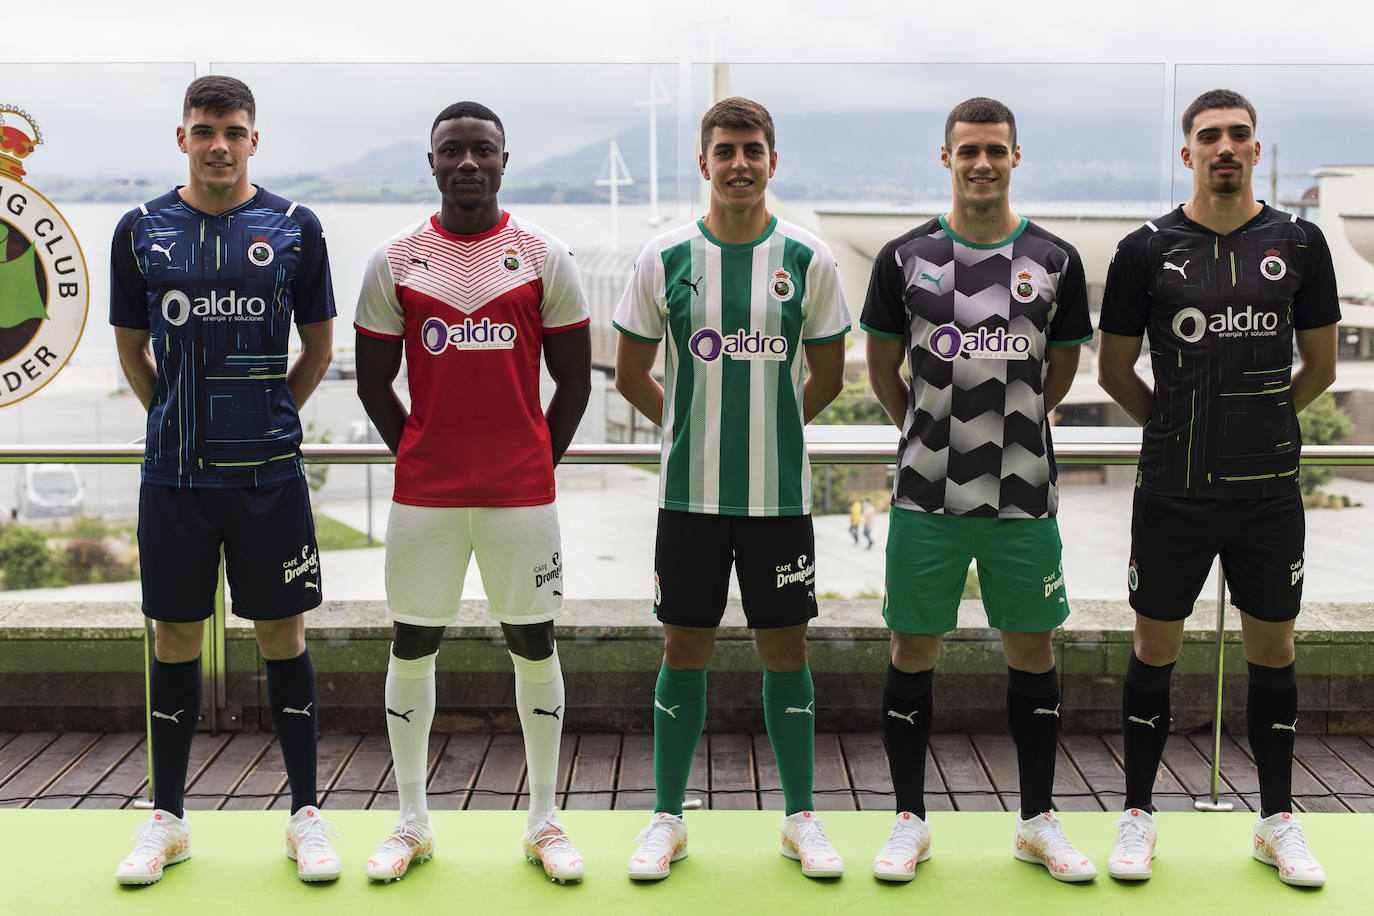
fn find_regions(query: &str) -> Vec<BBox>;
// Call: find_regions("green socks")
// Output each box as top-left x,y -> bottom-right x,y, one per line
763,666 -> 815,815
653,663 -> 707,816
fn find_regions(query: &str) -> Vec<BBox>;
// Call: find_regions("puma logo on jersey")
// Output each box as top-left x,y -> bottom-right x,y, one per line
678,276 -> 701,295
386,707 -> 414,722
1163,259 -> 1189,279
533,705 -> 562,720
785,701 -> 815,716
1033,704 -> 1061,717
151,242 -> 177,261
1272,720 -> 1297,732
282,703 -> 313,716
919,270 -> 946,293
409,257 -> 430,269
151,709 -> 184,724
886,709 -> 918,725
1128,714 -> 1161,728
654,700 -> 680,719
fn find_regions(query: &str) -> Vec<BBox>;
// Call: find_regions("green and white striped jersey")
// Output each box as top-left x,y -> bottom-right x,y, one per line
613,216 -> 850,517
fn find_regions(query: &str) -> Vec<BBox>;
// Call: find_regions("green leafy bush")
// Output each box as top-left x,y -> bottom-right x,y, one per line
0,524 -> 58,590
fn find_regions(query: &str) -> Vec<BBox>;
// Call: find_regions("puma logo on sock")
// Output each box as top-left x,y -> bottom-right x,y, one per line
654,700 -> 680,719
1128,715 -> 1161,728
533,706 -> 562,719
784,701 -> 815,716
1033,703 -> 1061,717
387,707 -> 414,722
151,709 -> 184,724
886,709 -> 918,725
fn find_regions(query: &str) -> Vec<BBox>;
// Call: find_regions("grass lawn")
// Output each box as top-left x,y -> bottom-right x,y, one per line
314,513 -> 381,550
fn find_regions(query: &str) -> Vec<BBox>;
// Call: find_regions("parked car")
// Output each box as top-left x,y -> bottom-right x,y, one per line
15,464 -> 85,519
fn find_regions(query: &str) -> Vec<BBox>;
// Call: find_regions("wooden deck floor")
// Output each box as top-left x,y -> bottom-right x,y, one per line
3,731 -> 1374,813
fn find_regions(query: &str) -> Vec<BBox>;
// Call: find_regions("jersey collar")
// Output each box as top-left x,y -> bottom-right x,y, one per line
697,215 -> 778,251
429,210 -> 511,242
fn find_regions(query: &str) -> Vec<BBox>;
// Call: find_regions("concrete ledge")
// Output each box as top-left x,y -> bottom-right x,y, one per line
2,598 -> 1373,733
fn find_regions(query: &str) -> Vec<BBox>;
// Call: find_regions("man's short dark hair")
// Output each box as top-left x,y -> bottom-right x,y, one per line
183,76 -> 255,122
700,97 -> 775,155
944,97 -> 1016,150
431,102 -> 505,142
1181,89 -> 1256,138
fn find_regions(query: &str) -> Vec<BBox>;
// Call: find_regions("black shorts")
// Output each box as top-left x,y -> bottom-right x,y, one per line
653,509 -> 818,630
1127,489 -> 1305,622
138,478 -> 322,622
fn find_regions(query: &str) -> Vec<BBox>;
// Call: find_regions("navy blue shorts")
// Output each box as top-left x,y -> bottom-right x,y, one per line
653,509 -> 818,630
1127,489 -> 1305,623
137,478 -> 322,622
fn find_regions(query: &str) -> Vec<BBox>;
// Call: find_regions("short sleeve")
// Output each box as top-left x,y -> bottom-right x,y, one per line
612,243 -> 666,343
353,244 -> 404,340
859,242 -> 907,340
109,209 -> 149,330
1048,244 -> 1093,344
1098,233 -> 1152,337
1293,221 -> 1341,331
290,206 -> 337,325
800,243 -> 851,344
539,243 -> 591,332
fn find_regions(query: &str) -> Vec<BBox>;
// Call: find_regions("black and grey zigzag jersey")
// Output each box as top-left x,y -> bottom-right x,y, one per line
861,216 -> 1091,518
1100,205 -> 1340,499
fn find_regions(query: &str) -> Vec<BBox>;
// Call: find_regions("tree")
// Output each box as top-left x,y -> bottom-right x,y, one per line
1298,393 -> 1354,495
0,524 -> 57,590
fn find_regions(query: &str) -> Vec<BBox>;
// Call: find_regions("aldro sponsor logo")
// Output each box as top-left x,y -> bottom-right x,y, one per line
161,289 -> 267,326
1170,305 -> 1280,343
0,105 -> 88,408
282,544 -> 318,585
421,315 -> 517,353
532,552 -> 561,589
927,323 -> 1031,362
775,553 -> 815,590
688,327 -> 788,362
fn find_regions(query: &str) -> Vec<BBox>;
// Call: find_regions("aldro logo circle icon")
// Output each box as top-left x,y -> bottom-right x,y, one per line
0,105 -> 89,408
1260,249 -> 1286,281
247,236 -> 275,267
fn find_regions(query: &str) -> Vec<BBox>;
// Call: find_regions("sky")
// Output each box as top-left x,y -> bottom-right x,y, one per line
4,0 -> 1371,198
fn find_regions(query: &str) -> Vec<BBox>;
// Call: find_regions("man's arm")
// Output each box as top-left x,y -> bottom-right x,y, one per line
615,335 -> 664,427
1043,344 -> 1082,411
801,338 -> 846,423
865,334 -> 909,429
1291,323 -> 1338,413
114,327 -> 157,410
1097,331 -> 1152,426
287,319 -> 334,409
543,326 -> 592,465
354,332 -> 407,455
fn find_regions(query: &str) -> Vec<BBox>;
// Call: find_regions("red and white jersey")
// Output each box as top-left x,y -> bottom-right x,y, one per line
355,211 -> 590,507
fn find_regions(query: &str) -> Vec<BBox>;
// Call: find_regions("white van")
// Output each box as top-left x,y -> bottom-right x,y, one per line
15,464 -> 85,519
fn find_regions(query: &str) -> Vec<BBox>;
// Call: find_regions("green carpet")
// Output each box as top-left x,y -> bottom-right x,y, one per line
4,810 -> 1369,913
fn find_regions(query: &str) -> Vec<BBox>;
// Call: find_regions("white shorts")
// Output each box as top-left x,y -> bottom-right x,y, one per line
384,502 -> 564,626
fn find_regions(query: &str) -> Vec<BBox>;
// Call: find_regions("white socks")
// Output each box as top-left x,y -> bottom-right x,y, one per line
511,648 -> 565,827
385,648 -> 437,826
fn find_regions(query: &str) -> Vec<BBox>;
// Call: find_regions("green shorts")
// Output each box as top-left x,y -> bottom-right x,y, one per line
883,507 -> 1070,635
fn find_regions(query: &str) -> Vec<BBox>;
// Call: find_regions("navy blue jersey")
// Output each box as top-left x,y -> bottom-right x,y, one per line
110,187 -> 336,488
1100,205 -> 1340,499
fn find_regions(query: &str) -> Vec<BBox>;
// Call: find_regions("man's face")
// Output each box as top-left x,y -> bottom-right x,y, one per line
1182,107 -> 1259,196
942,121 -> 1019,210
429,117 -> 507,212
699,126 -> 776,216
177,107 -> 257,195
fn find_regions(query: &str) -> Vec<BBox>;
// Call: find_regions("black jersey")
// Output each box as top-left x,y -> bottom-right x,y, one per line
861,216 -> 1092,518
1100,205 -> 1340,499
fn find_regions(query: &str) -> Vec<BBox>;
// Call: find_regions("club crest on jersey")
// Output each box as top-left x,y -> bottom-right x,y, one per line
768,268 -> 795,302
1260,249 -> 1286,281
502,248 -> 520,271
1128,559 -> 1140,592
689,327 -> 788,362
247,236 -> 274,267
1012,270 -> 1037,303
0,104 -> 89,409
